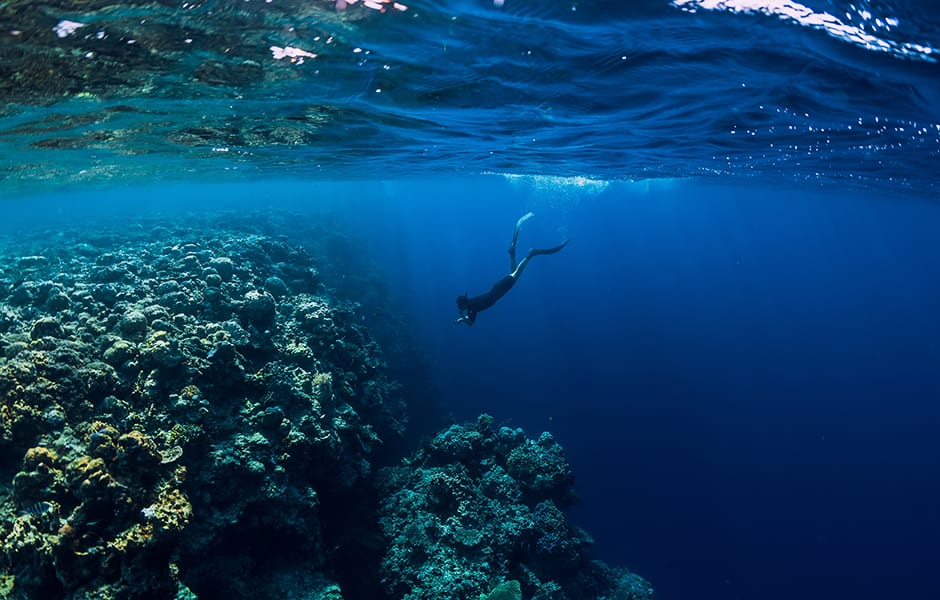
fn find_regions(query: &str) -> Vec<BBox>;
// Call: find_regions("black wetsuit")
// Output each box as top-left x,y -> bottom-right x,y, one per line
461,275 -> 516,325
455,216 -> 567,326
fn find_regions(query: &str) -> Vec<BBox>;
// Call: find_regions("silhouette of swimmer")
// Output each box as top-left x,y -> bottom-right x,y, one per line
455,212 -> 569,326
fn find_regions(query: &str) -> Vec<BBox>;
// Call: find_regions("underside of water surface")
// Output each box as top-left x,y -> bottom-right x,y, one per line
1,0 -> 938,195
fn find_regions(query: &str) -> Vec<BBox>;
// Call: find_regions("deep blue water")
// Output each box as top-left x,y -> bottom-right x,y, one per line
6,176 -> 938,599
2,0 -> 940,597
352,176 -> 940,600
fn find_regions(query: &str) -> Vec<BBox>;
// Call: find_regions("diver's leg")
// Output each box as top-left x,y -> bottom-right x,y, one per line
510,239 -> 569,280
508,211 -> 535,271
510,254 -> 532,279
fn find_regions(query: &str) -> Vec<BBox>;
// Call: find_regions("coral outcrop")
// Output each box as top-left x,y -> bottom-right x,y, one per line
378,415 -> 654,600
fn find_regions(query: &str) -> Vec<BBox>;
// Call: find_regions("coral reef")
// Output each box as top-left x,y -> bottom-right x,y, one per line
378,415 -> 654,600
0,213 -> 405,599
0,212 -> 652,600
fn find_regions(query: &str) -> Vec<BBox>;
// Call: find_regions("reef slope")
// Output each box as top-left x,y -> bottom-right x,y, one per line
0,212 -> 652,600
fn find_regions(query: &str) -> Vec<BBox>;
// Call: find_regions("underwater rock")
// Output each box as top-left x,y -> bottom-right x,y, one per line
45,289 -> 71,313
102,339 -> 138,368
208,257 -> 234,281
8,283 -> 36,307
29,317 -> 64,340
118,309 -> 148,337
205,272 -> 223,288
264,276 -> 290,298
242,289 -> 277,324
139,330 -> 185,369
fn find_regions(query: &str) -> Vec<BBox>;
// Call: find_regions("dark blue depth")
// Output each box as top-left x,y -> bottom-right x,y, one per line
349,177 -> 940,600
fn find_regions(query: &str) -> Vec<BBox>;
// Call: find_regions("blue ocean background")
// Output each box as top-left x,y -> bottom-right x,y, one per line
313,177 -> 940,600
4,175 -> 939,600
2,0 -> 940,597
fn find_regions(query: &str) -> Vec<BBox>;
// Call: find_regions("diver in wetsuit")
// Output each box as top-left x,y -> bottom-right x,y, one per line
454,212 -> 569,326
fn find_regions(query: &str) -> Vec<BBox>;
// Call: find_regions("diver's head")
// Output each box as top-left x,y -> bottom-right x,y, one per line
456,293 -> 469,314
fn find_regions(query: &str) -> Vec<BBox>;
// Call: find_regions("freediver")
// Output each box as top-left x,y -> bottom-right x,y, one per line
454,212 -> 569,326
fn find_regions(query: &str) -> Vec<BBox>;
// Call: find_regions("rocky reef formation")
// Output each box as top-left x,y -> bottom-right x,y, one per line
379,415 -> 654,600
0,212 -> 652,600
0,213 -> 404,599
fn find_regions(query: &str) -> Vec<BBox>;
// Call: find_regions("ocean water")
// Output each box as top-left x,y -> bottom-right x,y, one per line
1,0 -> 939,192
3,176 -> 938,600
1,0 -> 940,600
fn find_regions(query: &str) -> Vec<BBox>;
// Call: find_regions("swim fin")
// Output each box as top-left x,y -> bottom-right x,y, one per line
528,239 -> 569,256
515,211 -> 535,231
